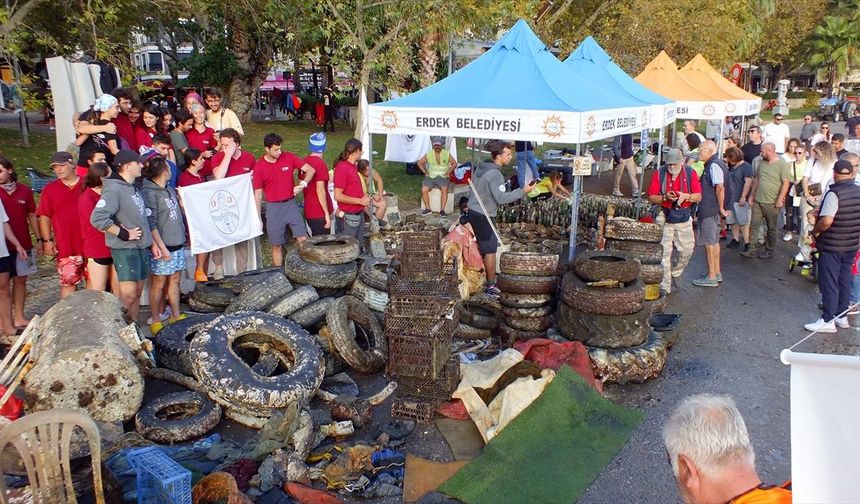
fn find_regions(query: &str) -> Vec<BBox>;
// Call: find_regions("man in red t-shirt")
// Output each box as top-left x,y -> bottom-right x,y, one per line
112,87 -> 138,151
252,133 -> 316,266
37,152 -> 86,298
333,138 -> 370,246
209,128 -> 255,278
647,148 -> 702,294
304,132 -> 334,236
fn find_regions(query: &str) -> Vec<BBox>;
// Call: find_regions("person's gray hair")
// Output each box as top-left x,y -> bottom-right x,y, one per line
843,152 -> 859,164
662,394 -> 756,478
761,141 -> 776,152
700,140 -> 717,152
189,103 -> 204,114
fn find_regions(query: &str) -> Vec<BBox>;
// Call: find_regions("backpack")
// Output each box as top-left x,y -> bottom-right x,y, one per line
658,165 -> 696,223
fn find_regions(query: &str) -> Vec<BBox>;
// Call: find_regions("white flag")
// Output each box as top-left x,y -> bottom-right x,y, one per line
781,349 -> 860,502
178,174 -> 262,255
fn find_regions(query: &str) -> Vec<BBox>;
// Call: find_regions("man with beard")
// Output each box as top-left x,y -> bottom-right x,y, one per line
741,143 -> 790,259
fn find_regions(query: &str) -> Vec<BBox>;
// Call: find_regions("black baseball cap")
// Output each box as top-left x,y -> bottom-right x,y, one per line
834,159 -> 854,174
113,149 -> 139,168
49,152 -> 73,165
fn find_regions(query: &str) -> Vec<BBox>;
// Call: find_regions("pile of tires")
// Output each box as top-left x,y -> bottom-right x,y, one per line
496,251 -> 560,344
603,217 -> 666,306
559,249 -> 668,384
454,300 -> 501,340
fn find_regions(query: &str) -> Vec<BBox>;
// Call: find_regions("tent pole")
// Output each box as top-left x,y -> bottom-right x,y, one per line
367,130 -> 378,236
740,115 -> 747,144
717,121 -> 725,158
568,144 -> 582,264
656,127 -> 664,171
638,129 -> 649,198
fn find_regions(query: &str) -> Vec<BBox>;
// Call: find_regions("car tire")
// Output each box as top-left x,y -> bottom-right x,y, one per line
349,278 -> 389,313
643,290 -> 668,315
284,247 -> 357,289
326,296 -> 387,373
587,331 -> 668,384
505,315 -> 553,332
190,312 -> 324,415
603,218 -> 663,243
572,250 -> 641,283
153,314 -> 220,375
225,272 -> 293,313
557,301 -> 650,348
499,251 -> 559,276
220,267 -> 285,293
298,235 -> 360,265
500,304 -> 552,318
358,257 -> 390,292
188,297 -> 223,314
496,273 -> 558,295
497,321 -> 547,346
190,282 -> 236,308
604,239 -> 663,265
455,301 -> 501,330
135,390 -> 221,443
561,272 -> 644,316
499,292 -> 553,309
289,297 -> 338,329
639,263 -> 664,284
267,285 -> 319,318
456,323 -> 493,340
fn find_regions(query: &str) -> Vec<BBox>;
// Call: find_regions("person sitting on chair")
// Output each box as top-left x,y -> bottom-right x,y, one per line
418,138 -> 457,216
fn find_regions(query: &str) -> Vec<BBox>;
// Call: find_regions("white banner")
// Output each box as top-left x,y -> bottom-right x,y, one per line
673,100 -> 728,120
177,174 -> 262,255
781,349 -> 860,502
384,134 -> 432,163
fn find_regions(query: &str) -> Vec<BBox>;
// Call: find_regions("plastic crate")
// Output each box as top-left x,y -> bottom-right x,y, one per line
385,311 -> 455,339
391,396 -> 437,423
399,231 -> 441,252
399,250 -> 443,279
388,332 -> 452,379
127,446 -> 192,504
396,357 -> 460,400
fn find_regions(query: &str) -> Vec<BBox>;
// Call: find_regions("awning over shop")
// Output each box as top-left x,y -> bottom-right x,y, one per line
680,54 -> 762,116
635,51 -> 728,120
564,36 -> 675,127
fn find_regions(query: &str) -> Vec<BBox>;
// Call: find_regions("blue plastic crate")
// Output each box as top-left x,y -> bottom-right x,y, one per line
127,446 -> 192,504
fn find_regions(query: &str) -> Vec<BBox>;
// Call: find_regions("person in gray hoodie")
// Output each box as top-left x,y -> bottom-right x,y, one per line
142,155 -> 187,332
90,149 -> 154,321
468,140 -> 537,296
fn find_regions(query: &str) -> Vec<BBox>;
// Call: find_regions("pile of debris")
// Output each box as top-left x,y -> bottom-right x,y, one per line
496,251 -> 560,344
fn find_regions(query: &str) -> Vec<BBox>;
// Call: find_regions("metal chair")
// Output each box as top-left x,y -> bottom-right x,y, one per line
0,409 -> 105,504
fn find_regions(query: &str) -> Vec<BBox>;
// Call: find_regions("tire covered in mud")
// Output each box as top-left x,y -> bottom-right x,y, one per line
560,272 -> 644,316
643,289 -> 668,315
289,297 -> 338,328
284,247 -> 357,289
349,278 -> 389,313
358,256 -> 390,292
604,239 -> 663,265
499,292 -> 552,309
326,296 -> 387,373
188,296 -> 223,314
455,323 -> 493,340
496,273 -> 558,295
190,312 -> 324,415
499,251 -> 559,276
498,321 -> 547,345
153,314 -> 220,375
225,272 -> 293,313
587,330 -> 668,384
135,390 -> 221,443
455,301 -> 501,330
500,304 -> 552,318
603,218 -> 663,243
190,282 -> 236,308
299,235 -> 360,265
221,267 -> 285,293
557,302 -> 650,348
505,315 -> 553,332
572,250 -> 641,283
639,263 -> 664,285
267,285 -> 319,318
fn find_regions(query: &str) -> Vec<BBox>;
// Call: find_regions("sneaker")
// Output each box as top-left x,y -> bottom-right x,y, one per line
378,219 -> 389,228
632,190 -> 641,197
804,318 -> 837,333
693,276 -> 719,287
848,307 -> 860,315
212,267 -> 225,281
612,190 -> 624,197
145,308 -> 170,325
835,317 -> 850,329
194,268 -> 208,282
150,321 -> 164,335
484,283 -> 501,297
716,272 -> 723,282
740,248 -> 758,258
439,210 -> 447,216
782,232 -> 793,242
726,239 -> 740,249
420,209 -> 432,215
758,250 -> 773,259
743,243 -> 750,252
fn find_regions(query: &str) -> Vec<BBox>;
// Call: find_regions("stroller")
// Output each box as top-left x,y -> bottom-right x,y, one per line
788,245 -> 818,282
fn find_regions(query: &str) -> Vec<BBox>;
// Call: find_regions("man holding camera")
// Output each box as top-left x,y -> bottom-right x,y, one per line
648,148 -> 702,294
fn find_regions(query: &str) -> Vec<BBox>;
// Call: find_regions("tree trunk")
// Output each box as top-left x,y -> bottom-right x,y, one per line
418,32 -> 439,89
224,16 -> 272,123
227,75 -> 260,125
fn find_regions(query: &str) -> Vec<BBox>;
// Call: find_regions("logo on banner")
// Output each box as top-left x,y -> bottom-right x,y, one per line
641,111 -> 650,128
726,103 -> 736,114
542,114 -> 565,139
585,115 -> 596,137
703,104 -> 716,117
380,111 -> 399,130
209,190 -> 240,234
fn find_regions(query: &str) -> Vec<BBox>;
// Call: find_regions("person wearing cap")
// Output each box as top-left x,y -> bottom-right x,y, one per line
204,88 -> 244,136
804,158 -> 860,333
647,148 -> 702,294
90,149 -> 154,321
75,94 -> 121,170
741,143 -> 790,260
253,133 -> 315,266
417,138 -> 457,216
37,152 -> 86,298
303,132 -> 334,236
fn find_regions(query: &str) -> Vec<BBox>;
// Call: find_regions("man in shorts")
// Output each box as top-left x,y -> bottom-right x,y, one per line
37,152 -> 85,298
724,147 -> 754,251
90,150 -> 153,321
693,141 -> 727,287
418,138 -> 457,216
253,133 -> 316,266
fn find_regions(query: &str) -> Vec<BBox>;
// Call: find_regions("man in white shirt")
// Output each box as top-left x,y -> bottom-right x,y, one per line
680,120 -> 706,155
761,113 -> 790,154
204,88 -> 244,136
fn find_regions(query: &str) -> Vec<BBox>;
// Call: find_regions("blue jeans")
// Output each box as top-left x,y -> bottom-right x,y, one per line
516,150 -> 539,187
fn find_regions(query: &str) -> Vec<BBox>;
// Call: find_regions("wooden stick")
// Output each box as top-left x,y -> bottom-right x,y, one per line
0,342 -> 31,384
0,362 -> 32,409
0,316 -> 39,372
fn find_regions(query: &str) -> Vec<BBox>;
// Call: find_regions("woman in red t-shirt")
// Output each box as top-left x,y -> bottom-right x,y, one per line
177,149 -> 209,281
184,104 -> 217,176
135,103 -> 161,154
78,162 -> 118,293
333,138 -> 369,245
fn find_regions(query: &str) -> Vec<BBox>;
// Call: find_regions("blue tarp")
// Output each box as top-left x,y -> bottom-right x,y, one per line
564,36 -> 675,126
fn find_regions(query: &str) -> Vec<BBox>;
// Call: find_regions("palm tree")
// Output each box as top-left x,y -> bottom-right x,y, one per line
807,14 -> 860,96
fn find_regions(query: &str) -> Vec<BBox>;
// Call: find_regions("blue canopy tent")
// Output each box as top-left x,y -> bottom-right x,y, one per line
564,36 -> 676,191
366,20 -> 657,261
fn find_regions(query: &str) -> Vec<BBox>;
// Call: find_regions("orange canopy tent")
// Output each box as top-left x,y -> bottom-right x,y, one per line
680,54 -> 761,117
635,51 -> 727,120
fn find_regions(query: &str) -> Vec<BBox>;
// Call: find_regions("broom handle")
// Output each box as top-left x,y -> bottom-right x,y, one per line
467,178 -> 505,247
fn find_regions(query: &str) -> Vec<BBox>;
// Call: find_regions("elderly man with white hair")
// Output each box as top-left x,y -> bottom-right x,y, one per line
741,142 -> 791,259
663,394 -> 791,504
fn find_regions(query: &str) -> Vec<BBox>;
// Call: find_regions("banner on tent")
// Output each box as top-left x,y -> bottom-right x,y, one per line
781,349 -> 860,502
579,108 -> 654,141
178,174 -> 263,255
673,100 -> 728,120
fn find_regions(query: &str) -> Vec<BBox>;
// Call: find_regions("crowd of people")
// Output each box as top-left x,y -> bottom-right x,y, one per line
0,87 -> 388,334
